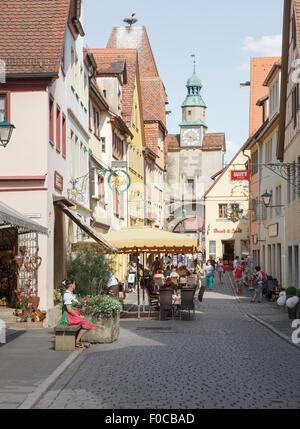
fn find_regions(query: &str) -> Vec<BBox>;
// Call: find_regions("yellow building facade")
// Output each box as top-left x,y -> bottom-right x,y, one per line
127,74 -> 146,226
204,149 -> 250,264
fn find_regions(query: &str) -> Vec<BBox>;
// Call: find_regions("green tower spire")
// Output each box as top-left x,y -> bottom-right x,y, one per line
181,54 -> 206,108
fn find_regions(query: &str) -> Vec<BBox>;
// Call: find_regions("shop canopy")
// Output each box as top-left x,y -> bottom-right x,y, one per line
72,226 -> 197,254
0,200 -> 48,235
55,203 -> 116,253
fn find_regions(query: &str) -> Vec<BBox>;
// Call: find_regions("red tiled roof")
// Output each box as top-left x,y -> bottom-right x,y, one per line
141,77 -> 167,125
87,48 -> 138,124
202,133 -> 226,151
107,26 -> 168,150
97,59 -> 126,75
167,134 -> 180,151
0,0 -> 70,75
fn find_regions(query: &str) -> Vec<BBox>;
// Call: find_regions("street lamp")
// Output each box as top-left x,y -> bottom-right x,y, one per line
0,117 -> 15,147
261,191 -> 273,208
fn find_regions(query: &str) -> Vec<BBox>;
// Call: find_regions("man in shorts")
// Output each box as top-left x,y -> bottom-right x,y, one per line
234,262 -> 243,295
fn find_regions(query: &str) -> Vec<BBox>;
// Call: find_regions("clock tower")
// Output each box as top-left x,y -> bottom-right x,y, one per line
180,61 -> 207,147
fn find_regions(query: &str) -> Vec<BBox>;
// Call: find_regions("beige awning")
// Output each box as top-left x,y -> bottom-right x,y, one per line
103,226 -> 197,254
55,204 -> 116,253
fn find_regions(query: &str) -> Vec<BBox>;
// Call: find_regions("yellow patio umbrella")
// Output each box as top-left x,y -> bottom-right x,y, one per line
72,227 -> 197,318
103,226 -> 197,254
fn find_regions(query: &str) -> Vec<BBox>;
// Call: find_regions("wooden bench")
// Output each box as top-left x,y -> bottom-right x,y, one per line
54,324 -> 81,351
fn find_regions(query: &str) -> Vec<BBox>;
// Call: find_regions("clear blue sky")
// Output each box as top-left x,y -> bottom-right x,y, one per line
83,0 -> 283,163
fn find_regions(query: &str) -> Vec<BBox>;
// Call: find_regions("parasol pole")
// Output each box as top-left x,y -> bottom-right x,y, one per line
136,248 -> 140,319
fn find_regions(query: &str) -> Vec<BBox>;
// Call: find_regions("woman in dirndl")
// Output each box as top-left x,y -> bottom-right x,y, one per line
57,279 -> 95,348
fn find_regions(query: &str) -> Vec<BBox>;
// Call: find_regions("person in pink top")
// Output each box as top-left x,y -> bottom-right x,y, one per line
234,262 -> 244,295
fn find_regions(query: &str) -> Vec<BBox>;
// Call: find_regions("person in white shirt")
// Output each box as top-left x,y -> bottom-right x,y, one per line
57,279 -> 95,348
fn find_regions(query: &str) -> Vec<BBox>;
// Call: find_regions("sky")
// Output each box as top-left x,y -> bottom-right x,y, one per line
83,0 -> 284,163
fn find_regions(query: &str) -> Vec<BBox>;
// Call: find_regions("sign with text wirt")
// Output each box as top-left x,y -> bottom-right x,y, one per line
231,170 -> 250,181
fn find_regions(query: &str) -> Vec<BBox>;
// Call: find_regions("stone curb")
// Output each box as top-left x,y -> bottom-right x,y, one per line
17,348 -> 85,409
247,313 -> 300,350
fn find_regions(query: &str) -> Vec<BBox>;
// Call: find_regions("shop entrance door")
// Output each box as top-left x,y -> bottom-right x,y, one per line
222,240 -> 235,265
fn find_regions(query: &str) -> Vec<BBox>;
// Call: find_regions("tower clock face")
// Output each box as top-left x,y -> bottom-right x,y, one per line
182,128 -> 200,146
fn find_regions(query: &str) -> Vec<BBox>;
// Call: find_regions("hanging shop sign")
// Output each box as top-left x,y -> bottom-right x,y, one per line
54,171 -> 63,192
108,169 -> 131,194
231,170 -> 250,181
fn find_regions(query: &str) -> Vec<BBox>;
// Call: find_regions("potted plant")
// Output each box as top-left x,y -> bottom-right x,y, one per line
67,249 -> 112,296
285,287 -> 299,320
81,295 -> 122,344
0,297 -> 7,307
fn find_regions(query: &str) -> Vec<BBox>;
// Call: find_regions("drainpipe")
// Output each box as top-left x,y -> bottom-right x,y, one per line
242,147 -> 252,257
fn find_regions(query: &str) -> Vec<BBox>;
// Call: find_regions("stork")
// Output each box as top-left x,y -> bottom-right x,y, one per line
123,13 -> 138,26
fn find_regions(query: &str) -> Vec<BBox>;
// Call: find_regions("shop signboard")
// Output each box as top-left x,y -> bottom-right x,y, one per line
54,171 -> 63,192
231,170 -> 250,181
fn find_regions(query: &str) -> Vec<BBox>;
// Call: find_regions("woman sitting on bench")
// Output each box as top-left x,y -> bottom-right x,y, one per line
57,278 -> 95,348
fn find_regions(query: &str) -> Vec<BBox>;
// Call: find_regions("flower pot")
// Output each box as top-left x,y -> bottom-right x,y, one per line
26,317 -> 32,323
83,314 -> 120,344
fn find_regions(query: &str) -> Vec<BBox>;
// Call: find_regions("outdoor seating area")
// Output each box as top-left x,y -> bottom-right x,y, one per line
143,271 -> 205,320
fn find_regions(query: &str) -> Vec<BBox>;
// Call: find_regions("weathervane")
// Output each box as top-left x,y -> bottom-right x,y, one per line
123,13 -> 138,27
191,54 -> 196,74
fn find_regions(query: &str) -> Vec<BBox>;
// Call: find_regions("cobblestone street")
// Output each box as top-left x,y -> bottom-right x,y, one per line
36,275 -> 300,409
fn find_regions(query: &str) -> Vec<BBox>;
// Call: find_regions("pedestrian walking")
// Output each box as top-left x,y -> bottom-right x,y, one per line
204,260 -> 214,289
251,266 -> 263,303
233,256 -> 240,269
234,262 -> 244,295
217,258 -> 225,284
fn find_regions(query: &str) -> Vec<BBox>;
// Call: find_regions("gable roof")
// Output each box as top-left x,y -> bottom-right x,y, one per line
107,26 -> 168,134
0,0 -> 70,76
87,48 -> 138,124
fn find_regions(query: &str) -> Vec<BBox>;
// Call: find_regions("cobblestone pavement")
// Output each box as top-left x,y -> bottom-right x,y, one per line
36,276 -> 300,409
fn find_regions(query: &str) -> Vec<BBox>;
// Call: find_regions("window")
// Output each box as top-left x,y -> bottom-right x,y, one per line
292,85 -> 299,128
188,110 -> 192,116
287,165 -> 291,204
0,92 -> 9,122
62,114 -> 66,157
251,150 -> 258,175
74,55 -> 79,93
56,105 -> 61,152
98,175 -> 105,202
275,185 -> 282,217
292,161 -> 296,201
209,241 -> 216,258
292,13 -> 297,49
219,204 -> 227,219
71,48 -> 75,89
61,43 -> 65,74
101,137 -> 105,153
95,111 -> 100,138
80,66 -> 84,102
84,73 -> 87,107
70,130 -> 75,178
103,90 -> 106,98
265,139 -> 272,164
49,97 -> 54,144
